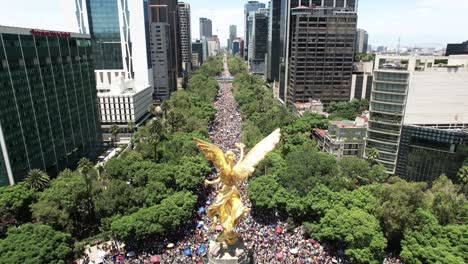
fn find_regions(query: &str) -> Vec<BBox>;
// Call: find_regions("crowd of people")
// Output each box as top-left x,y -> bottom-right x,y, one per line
150,56 -> 345,263
85,56 -> 363,263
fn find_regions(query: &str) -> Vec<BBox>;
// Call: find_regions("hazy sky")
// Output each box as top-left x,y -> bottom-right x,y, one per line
0,0 -> 466,48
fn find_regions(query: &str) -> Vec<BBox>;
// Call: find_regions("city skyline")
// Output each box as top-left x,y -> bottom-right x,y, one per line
0,0 -> 467,48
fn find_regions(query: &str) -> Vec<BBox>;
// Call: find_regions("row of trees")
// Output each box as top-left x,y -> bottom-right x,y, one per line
0,55 -> 225,262
229,58 -> 467,264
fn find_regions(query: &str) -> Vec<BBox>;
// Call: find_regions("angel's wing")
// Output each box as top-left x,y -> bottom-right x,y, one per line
194,139 -> 229,172
233,128 -> 281,181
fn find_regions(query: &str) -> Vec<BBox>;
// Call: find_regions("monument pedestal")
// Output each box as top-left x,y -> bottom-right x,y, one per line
208,238 -> 248,264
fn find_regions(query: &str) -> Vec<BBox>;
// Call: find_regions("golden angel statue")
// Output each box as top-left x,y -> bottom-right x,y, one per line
194,128 -> 281,245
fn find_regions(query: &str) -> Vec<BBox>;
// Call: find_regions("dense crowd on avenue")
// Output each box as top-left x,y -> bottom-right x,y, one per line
144,57 -> 347,263
76,55 -> 410,264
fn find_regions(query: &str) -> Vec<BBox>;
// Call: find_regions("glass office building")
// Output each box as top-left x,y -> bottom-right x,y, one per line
0,26 -> 102,186
397,125 -> 468,182
86,0 -> 123,69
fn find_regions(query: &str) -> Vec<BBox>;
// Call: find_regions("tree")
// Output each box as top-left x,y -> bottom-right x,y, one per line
280,143 -> 340,194
166,110 -> 186,133
31,169 -> 96,236
309,206 -> 387,264
110,124 -> 120,147
366,148 -> 380,164
0,223 -> 72,264
24,169 -> 50,191
248,175 -> 284,211
77,158 -> 97,227
128,121 -> 135,136
160,101 -> 171,119
0,183 -> 37,236
369,164 -> 388,183
110,191 -> 197,244
375,177 -> 431,245
337,157 -> 371,189
429,175 -> 466,225
400,210 -> 467,264
174,156 -> 210,192
457,165 -> 468,185
148,119 -> 164,160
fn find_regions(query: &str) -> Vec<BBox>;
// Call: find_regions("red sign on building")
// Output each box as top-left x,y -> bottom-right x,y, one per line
30,29 -> 71,38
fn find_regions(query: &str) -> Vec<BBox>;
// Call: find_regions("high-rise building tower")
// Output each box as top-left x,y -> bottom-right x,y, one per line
0,26 -> 102,186
244,1 -> 266,60
279,0 -> 358,106
249,9 -> 269,76
228,25 -> 237,51
365,55 -> 468,175
192,40 -> 204,68
199,17 -> 213,39
178,2 -> 192,74
356,29 -> 369,54
149,0 -> 180,101
82,0 -> 153,129
267,0 -> 282,82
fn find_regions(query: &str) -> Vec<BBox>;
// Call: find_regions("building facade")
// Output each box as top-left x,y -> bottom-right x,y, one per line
249,10 -> 269,76
192,40 -> 203,68
267,0 -> 282,82
287,5 -> 357,105
82,0 -> 154,129
150,23 -> 175,101
446,40 -> 468,56
396,125 -> 468,183
279,0 -> 357,104
149,0 -> 180,101
228,25 -> 237,51
313,116 -> 368,160
178,2 -> 192,74
0,26 -> 102,186
199,17 -> 212,39
84,0 -> 123,69
355,29 -> 369,54
365,55 -> 468,174
244,1 -> 266,60
350,62 -> 373,100
207,36 -> 221,57
232,39 -> 240,55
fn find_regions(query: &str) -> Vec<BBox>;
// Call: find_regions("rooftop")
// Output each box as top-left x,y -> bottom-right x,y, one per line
0,25 -> 90,38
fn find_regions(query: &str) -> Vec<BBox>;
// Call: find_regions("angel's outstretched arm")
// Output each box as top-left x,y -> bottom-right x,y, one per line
205,178 -> 221,186
236,143 -> 246,162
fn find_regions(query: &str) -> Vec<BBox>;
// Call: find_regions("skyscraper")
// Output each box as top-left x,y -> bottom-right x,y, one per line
178,2 -> 192,74
192,40 -> 203,67
149,0 -> 180,101
355,29 -> 369,54
84,0 -> 122,69
365,55 -> 468,175
83,0 -> 153,129
249,9 -> 269,75
244,1 -> 266,60
267,0 -> 282,81
228,25 -> 237,51
279,0 -> 358,106
0,26 -> 102,186
199,17 -> 213,39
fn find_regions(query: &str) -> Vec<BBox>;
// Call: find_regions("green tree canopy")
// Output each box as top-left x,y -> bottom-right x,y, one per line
309,206 -> 387,264
0,223 -> 72,264
400,209 -> 467,264
375,177 -> 431,245
0,182 -> 37,236
429,175 -> 466,225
